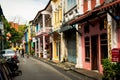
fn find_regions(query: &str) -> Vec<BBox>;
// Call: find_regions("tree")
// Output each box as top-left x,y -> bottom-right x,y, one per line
18,24 -> 27,39
3,19 -> 26,48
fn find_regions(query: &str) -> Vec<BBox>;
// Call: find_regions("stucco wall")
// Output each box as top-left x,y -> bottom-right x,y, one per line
80,19 -> 107,73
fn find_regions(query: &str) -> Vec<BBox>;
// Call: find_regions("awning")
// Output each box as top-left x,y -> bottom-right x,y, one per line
59,25 -> 73,32
49,27 -> 60,34
68,0 -> 120,25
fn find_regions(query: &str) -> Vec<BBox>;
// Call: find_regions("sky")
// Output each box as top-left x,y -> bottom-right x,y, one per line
0,0 -> 49,24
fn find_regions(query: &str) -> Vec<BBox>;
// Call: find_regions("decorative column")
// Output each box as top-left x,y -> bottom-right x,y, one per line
107,11 -> 117,59
61,32 -> 67,62
107,13 -> 112,59
60,33 -> 64,62
76,25 -> 83,68
42,14 -> 47,58
35,38 -> 38,56
38,38 -> 41,57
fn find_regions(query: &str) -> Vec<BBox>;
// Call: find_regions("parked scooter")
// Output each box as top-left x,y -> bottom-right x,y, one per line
6,57 -> 22,77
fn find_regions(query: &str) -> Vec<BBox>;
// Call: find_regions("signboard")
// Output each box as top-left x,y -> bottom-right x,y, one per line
112,48 -> 120,62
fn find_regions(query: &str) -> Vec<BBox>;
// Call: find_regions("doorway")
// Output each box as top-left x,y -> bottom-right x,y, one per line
91,35 -> 98,70
49,43 -> 52,60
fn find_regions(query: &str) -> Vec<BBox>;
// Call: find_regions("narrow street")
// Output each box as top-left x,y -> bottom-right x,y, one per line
14,56 -> 94,80
1,1 -> 120,80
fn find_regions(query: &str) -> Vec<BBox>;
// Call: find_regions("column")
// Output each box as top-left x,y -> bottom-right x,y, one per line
75,25 -> 83,68
42,14 -> 47,58
60,33 -> 65,62
107,13 -> 112,59
35,38 -> 37,56
38,38 -> 41,57
107,12 -> 117,59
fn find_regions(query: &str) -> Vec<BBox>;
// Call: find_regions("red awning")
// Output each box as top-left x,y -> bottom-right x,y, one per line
68,0 -> 120,25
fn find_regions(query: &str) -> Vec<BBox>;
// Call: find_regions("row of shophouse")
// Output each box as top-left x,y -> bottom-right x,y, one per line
23,0 -> 120,73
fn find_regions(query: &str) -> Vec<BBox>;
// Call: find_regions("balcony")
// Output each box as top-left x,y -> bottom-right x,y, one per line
36,27 -> 52,37
64,5 -> 77,22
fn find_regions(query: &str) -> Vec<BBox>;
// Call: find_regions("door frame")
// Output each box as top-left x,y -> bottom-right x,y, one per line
91,35 -> 99,70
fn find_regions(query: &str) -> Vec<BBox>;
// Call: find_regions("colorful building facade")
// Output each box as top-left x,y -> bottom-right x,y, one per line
51,0 -> 63,62
33,1 -> 52,58
68,0 -> 120,73
29,0 -> 120,74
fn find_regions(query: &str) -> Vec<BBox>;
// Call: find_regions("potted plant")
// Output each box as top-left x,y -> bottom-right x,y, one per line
102,58 -> 120,80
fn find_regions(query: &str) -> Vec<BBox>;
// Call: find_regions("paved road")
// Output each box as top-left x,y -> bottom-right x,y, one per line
14,57 -> 75,80
14,56 -> 94,80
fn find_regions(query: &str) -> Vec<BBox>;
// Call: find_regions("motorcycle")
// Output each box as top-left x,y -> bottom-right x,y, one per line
6,57 -> 22,77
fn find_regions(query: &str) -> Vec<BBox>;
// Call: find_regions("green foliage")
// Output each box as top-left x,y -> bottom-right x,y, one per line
5,24 -> 21,43
1,16 -> 27,48
102,59 -> 115,79
18,25 -> 27,37
102,58 -> 120,80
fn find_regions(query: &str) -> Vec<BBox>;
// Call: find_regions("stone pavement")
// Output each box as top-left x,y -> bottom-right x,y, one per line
32,56 -> 103,80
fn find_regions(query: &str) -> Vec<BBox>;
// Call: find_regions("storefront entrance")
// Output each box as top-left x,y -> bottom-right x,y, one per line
65,29 -> 76,63
91,35 -> 98,70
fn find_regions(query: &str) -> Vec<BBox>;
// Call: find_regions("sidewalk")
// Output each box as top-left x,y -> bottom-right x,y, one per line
56,62 -> 102,80
71,68 -> 102,80
32,56 -> 103,80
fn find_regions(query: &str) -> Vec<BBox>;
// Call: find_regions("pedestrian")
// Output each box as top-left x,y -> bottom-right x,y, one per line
22,49 -> 24,58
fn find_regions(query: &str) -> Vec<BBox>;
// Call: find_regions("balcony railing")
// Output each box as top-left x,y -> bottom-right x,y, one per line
36,27 -> 52,36
64,5 -> 77,22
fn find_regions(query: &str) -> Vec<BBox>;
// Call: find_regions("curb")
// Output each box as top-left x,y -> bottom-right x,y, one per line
70,68 -> 102,80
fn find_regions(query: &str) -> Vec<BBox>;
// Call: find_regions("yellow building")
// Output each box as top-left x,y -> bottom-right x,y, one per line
28,22 -> 32,55
51,0 -> 62,62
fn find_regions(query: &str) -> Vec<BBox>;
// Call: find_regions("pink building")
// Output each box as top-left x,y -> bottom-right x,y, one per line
68,0 -> 120,73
